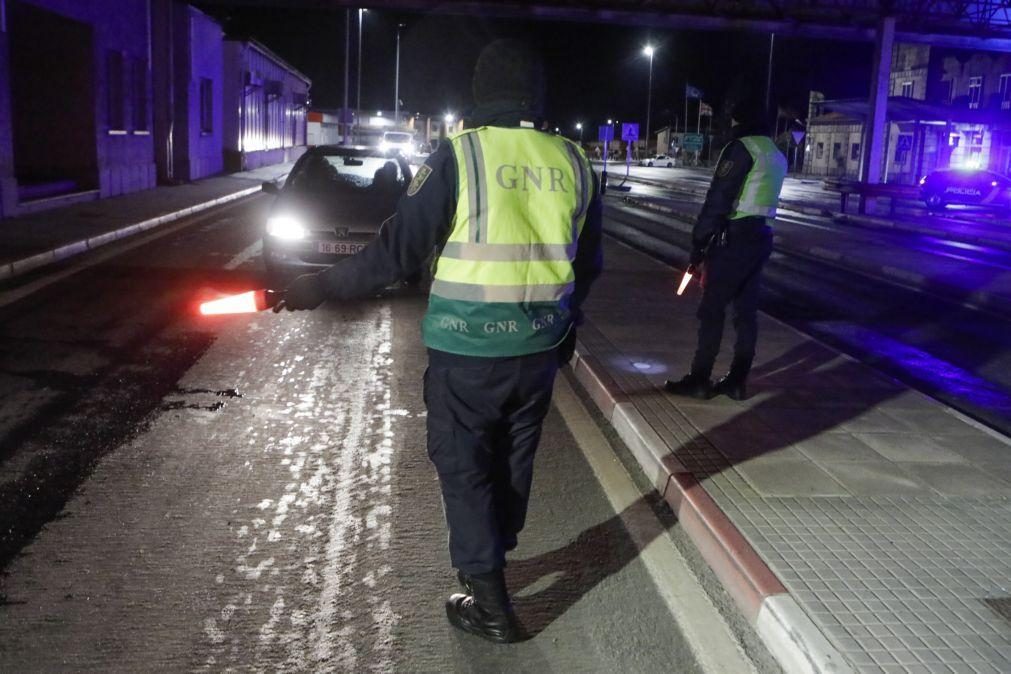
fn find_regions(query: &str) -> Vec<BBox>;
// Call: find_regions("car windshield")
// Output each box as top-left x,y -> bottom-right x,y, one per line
288,153 -> 406,192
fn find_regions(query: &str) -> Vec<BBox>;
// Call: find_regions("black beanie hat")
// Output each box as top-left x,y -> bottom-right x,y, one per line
472,39 -> 545,112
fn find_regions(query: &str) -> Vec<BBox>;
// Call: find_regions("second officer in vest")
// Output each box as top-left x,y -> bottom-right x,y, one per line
665,96 -> 786,401
275,40 -> 603,643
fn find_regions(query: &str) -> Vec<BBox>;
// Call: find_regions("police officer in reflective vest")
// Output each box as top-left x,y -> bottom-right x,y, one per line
275,40 -> 603,643
665,96 -> 786,401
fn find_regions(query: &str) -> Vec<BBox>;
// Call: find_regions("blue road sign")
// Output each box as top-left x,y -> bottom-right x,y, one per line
622,123 -> 640,142
683,133 -> 704,152
598,125 -> 614,143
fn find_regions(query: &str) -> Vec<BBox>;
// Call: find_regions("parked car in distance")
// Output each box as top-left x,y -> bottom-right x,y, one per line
644,154 -> 674,168
920,168 -> 1011,212
261,146 -> 411,279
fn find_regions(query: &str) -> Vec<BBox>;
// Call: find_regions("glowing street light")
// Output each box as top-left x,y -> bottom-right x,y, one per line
643,44 -> 656,155
576,122 -> 583,143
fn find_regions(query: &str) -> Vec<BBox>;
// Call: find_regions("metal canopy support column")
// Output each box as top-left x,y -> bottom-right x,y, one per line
860,15 -> 895,188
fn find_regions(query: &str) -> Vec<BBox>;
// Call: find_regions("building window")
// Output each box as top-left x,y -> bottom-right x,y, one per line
107,50 -> 125,131
132,59 -> 148,132
832,142 -> 842,159
816,142 -> 824,159
901,80 -> 913,98
200,78 -> 213,134
851,143 -> 861,161
968,76 -> 983,109
1000,74 -> 1011,110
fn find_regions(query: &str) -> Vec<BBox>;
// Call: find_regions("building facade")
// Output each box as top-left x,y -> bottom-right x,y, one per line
0,0 -> 310,220
805,43 -> 1011,183
0,0 -> 156,218
223,39 -> 310,172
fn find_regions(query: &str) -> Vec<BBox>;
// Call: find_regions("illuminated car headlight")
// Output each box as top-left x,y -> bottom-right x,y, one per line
379,141 -> 390,153
266,215 -> 307,240
919,176 -> 926,185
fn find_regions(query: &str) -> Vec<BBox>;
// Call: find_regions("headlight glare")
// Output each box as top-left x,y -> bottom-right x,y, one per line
266,215 -> 307,240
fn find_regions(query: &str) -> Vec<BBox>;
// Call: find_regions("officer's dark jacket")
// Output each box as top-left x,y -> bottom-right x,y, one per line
692,122 -> 771,249
318,103 -> 604,327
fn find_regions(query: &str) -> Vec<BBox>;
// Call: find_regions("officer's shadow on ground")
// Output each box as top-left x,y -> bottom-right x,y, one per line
504,492 -> 670,639
657,339 -> 908,480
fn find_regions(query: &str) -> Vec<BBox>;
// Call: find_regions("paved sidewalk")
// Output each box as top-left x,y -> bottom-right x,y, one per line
0,164 -> 293,280
573,239 -> 1011,673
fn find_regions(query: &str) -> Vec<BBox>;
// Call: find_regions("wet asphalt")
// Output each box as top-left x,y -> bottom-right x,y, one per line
0,196 -> 702,672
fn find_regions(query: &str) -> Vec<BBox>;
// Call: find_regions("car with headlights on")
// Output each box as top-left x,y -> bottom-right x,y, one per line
920,168 -> 1011,213
261,146 -> 412,278
379,130 -> 416,158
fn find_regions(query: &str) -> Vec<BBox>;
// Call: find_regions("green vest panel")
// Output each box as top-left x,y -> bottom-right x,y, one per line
422,127 -> 594,357
731,135 -> 787,220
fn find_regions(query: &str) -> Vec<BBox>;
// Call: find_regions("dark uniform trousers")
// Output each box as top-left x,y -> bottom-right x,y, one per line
423,348 -> 559,575
692,217 -> 774,377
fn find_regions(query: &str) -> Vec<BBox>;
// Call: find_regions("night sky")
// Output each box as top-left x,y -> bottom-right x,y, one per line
196,4 -> 875,135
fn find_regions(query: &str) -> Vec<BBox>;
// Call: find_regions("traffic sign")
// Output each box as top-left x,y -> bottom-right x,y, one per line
598,125 -> 614,143
621,123 -> 640,142
791,130 -> 806,145
683,133 -> 704,152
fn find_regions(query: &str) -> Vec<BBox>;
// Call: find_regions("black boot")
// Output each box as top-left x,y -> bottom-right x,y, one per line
446,569 -> 521,644
713,358 -> 752,401
664,372 -> 714,399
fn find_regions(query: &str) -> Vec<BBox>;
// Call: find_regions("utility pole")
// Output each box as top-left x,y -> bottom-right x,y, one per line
765,33 -> 775,114
394,23 -> 405,126
342,9 -> 350,143
356,8 -> 364,142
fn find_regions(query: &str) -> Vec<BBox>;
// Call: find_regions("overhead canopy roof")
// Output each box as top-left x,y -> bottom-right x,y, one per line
813,96 -> 1000,124
197,1 -> 1011,50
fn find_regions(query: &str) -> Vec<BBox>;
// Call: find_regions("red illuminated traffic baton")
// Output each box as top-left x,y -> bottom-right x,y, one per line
199,289 -> 283,315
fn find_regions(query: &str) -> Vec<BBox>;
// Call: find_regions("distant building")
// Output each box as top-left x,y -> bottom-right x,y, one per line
0,0 -> 156,218
804,43 -> 1011,183
222,39 -> 310,172
151,1 -> 225,183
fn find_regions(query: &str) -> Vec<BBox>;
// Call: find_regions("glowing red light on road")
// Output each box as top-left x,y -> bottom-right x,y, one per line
200,290 -> 263,315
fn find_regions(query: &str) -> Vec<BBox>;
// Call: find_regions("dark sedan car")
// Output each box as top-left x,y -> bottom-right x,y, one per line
920,168 -> 1011,213
261,146 -> 412,277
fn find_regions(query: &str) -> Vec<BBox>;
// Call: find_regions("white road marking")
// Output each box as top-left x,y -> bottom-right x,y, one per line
553,374 -> 757,674
224,240 -> 263,270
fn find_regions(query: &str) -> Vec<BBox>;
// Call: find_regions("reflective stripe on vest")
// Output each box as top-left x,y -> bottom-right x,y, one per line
731,135 -> 787,220
421,126 -> 593,357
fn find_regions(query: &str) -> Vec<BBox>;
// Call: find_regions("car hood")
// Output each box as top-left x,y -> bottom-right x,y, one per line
270,188 -> 402,234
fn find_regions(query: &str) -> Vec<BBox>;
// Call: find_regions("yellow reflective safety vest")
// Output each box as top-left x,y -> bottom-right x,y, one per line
730,136 -> 787,220
422,126 -> 595,357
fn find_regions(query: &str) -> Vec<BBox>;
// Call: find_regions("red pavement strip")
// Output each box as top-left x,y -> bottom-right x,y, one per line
570,346 -> 851,674
0,186 -> 262,281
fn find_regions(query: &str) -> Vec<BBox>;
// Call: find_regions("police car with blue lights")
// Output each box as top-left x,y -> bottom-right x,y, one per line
919,168 -> 1011,213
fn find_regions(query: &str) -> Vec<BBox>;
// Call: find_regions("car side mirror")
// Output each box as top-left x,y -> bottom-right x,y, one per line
261,182 -> 281,195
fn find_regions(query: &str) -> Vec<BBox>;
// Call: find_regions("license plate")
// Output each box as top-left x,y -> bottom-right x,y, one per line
318,241 -> 366,255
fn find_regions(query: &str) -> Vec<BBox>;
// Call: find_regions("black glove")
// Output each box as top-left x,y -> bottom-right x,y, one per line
273,273 -> 327,312
558,327 -> 577,367
689,245 -> 706,267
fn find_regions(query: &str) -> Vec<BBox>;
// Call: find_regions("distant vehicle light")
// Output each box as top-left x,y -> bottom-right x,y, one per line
266,215 -> 307,240
919,176 -> 926,185
992,180 -> 999,187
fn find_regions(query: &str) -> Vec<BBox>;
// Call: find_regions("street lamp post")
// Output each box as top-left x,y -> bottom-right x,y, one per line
356,8 -> 365,140
643,45 -> 655,157
576,122 -> 583,143
394,23 -> 406,126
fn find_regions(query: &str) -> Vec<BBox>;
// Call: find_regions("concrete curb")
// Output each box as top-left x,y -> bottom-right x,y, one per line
618,196 -> 1011,317
0,185 -> 262,282
569,346 -> 853,674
